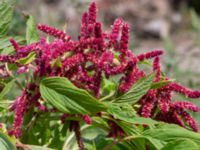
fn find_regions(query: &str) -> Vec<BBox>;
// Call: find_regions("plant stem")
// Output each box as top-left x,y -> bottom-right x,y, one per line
5,63 -> 24,90
73,121 -> 84,150
102,136 -> 136,150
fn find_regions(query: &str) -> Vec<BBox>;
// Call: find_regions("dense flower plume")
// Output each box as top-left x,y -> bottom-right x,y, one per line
1,2 -> 200,138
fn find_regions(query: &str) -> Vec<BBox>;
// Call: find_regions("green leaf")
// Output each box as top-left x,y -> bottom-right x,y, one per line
100,77 -> 116,98
17,52 -> 36,65
128,136 -> 164,150
107,103 -> 136,119
107,103 -> 158,127
26,15 -> 39,44
143,124 -> 200,142
51,57 -> 62,68
114,73 -> 155,104
40,77 -> 106,114
0,132 -> 16,150
0,0 -> 15,37
0,80 -> 14,100
161,139 -> 200,150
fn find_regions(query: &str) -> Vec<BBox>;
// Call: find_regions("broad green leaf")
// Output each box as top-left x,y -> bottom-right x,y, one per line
128,136 -> 164,150
0,132 -> 16,150
0,0 -> 15,37
161,139 -> 200,150
0,80 -> 14,100
107,103 -> 136,119
26,15 -> 39,44
116,121 -> 141,136
17,52 -> 36,65
143,124 -> 200,142
107,104 -> 158,127
40,77 -> 106,114
114,73 -> 155,104
0,36 -> 25,50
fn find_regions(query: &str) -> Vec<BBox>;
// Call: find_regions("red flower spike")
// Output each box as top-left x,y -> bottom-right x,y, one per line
170,82 -> 200,98
137,50 -> 164,61
10,92 -> 28,138
153,57 -> 161,82
82,115 -> 92,124
62,53 -> 84,70
98,51 -> 114,70
0,55 -> 17,64
173,101 -> 200,112
110,18 -> 123,42
88,2 -> 97,24
120,22 -> 129,52
38,24 -> 71,41
176,109 -> 198,132
10,38 -> 20,51
94,22 -> 104,50
80,12 -> 88,38
172,112 -> 185,127
158,91 -> 171,113
140,90 -> 157,118
119,67 -> 143,93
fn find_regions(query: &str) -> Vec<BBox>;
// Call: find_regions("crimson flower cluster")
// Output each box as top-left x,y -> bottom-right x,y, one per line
1,2 -> 200,138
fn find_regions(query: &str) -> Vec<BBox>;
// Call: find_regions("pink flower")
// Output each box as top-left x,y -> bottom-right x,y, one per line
137,50 -> 164,61
10,92 -> 28,138
0,55 -> 17,63
153,57 -> 161,82
158,92 -> 171,113
170,82 -> 200,98
173,101 -> 200,112
140,90 -> 157,118
82,115 -> 92,124
119,67 -> 144,93
62,53 -> 84,70
80,12 -> 88,38
176,108 -> 198,132
10,38 -> 19,51
16,66 -> 28,75
38,24 -> 71,41
61,114 -> 69,123
120,22 -> 129,52
88,2 -> 97,24
110,18 -> 123,42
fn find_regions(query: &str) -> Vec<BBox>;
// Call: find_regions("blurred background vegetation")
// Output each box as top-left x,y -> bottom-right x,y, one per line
8,0 -> 200,123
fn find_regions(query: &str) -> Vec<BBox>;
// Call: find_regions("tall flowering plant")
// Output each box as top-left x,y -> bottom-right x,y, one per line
1,1 -> 200,150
